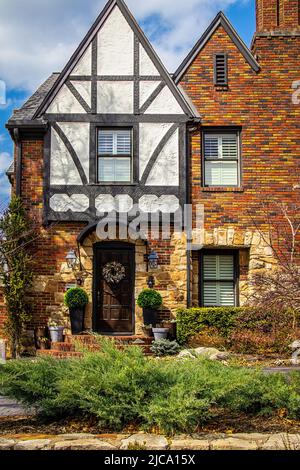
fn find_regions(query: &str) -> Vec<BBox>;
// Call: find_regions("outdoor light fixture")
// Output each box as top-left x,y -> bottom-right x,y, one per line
148,251 -> 159,270
66,249 -> 78,269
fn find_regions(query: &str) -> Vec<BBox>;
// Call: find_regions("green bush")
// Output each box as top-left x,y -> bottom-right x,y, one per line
64,288 -> 89,309
137,289 -> 163,310
150,340 -> 181,357
1,339 -> 300,435
176,307 -> 242,344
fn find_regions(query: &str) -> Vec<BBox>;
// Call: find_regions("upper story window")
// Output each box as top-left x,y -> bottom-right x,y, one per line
98,129 -> 132,183
203,131 -> 240,187
214,53 -> 228,86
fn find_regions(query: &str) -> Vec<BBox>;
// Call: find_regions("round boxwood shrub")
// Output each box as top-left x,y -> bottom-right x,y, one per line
137,289 -> 163,310
64,287 -> 89,309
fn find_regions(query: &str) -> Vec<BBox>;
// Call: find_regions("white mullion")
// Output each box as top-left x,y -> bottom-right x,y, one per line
218,136 -> 223,160
112,131 -> 117,156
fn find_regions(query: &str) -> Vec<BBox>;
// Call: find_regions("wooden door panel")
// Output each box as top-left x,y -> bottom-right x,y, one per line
94,244 -> 135,334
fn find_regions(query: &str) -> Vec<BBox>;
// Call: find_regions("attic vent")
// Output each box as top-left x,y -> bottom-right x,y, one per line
214,53 -> 228,86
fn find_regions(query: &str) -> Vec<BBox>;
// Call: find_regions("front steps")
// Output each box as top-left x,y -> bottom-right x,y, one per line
36,334 -> 154,359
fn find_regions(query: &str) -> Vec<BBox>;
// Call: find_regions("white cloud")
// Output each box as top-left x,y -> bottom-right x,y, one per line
0,152 -> 12,201
0,0 -> 249,92
0,152 -> 12,174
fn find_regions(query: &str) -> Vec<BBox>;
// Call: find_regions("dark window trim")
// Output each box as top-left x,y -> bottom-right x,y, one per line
214,53 -> 228,87
199,249 -> 240,307
96,125 -> 137,185
201,127 -> 242,188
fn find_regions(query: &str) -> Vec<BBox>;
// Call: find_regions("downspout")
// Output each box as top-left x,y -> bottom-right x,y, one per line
186,125 -> 192,308
13,128 -> 22,197
186,122 -> 201,308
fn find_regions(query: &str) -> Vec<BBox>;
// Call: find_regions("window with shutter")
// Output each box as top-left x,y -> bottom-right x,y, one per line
214,53 -> 228,86
203,132 -> 240,187
98,129 -> 132,183
201,253 -> 237,307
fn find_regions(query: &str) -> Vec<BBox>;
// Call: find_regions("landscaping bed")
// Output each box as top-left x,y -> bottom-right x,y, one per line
1,338 -> 300,436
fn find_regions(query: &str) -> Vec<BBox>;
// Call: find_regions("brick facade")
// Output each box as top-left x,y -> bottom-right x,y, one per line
1,0 -> 299,335
179,1 -> 299,304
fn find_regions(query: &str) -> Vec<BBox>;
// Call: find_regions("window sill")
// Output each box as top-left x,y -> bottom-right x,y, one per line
201,187 -> 244,193
88,183 -> 138,187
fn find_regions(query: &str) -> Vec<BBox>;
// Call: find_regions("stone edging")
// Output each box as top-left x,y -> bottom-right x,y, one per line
0,433 -> 300,451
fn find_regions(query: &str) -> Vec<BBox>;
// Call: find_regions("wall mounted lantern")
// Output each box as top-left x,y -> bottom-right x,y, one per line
148,251 -> 159,270
66,249 -> 78,269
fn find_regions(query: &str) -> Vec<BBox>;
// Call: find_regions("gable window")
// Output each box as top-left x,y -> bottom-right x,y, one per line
203,131 -> 240,187
201,252 -> 237,307
98,129 -> 132,183
214,53 -> 228,86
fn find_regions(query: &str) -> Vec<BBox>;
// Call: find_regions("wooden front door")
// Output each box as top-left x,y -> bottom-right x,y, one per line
93,243 -> 135,334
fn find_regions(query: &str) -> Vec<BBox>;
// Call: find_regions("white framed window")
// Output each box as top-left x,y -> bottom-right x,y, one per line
203,132 -> 240,187
98,129 -> 132,183
201,252 -> 237,307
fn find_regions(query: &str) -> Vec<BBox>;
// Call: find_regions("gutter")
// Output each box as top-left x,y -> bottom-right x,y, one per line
13,128 -> 22,197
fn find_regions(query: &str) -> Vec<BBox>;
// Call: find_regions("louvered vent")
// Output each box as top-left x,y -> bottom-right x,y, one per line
214,53 -> 228,86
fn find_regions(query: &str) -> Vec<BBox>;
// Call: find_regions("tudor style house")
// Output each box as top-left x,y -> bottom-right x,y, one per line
1,0 -> 299,337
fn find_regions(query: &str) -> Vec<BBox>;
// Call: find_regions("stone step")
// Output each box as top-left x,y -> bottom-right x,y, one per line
37,350 -> 83,359
51,342 -> 75,352
66,334 -> 154,346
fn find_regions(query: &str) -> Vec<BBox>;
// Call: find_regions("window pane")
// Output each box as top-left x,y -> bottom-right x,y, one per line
99,131 -> 114,155
115,158 -> 131,182
98,157 -> 131,183
205,161 -> 238,186
116,131 -> 131,155
219,255 -> 234,280
203,282 -> 218,306
222,135 -> 238,159
219,283 -> 235,306
204,136 -> 219,159
98,158 -> 115,182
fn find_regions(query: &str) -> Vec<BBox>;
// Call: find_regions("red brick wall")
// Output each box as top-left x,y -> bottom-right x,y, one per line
179,24 -> 300,235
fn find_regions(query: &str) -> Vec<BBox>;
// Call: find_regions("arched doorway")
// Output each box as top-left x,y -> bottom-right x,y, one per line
93,242 -> 135,334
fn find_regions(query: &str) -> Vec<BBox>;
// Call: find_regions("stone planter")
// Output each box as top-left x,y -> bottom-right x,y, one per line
142,309 -> 158,326
49,327 -> 64,343
153,328 -> 169,341
70,307 -> 85,335
141,326 -> 154,338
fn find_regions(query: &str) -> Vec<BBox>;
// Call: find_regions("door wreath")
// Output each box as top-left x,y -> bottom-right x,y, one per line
102,262 -> 126,284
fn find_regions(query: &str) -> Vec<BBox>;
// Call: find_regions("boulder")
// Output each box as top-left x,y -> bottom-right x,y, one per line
53,439 -> 117,451
14,439 -> 52,451
290,340 -> 300,350
178,350 -> 196,359
194,347 -> 230,361
120,434 -> 168,450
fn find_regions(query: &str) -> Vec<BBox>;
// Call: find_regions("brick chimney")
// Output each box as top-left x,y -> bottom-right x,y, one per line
256,0 -> 300,32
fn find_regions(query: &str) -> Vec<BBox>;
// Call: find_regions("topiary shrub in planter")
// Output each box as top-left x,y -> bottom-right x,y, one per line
150,339 -> 181,357
137,289 -> 163,326
64,288 -> 89,335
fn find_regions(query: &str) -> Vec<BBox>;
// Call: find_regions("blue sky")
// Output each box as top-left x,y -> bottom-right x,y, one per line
0,0 -> 255,203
